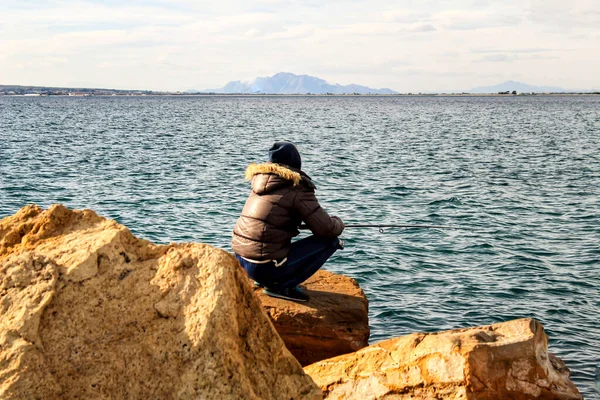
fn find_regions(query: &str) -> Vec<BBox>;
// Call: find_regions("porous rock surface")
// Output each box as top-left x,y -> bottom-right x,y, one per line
304,318 -> 582,400
253,270 -> 369,366
0,204 -> 321,400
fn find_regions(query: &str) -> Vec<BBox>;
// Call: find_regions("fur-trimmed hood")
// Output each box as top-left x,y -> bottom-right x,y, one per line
245,163 -> 301,185
245,163 -> 315,194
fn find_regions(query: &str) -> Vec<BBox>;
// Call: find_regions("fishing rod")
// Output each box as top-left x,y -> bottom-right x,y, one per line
299,224 -> 460,233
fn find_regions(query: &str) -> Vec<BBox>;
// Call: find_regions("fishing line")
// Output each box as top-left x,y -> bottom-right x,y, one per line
299,224 -> 462,233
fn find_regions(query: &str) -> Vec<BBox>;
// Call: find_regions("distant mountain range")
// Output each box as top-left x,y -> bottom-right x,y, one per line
3,79 -> 597,97
188,72 -> 398,95
468,80 -> 567,93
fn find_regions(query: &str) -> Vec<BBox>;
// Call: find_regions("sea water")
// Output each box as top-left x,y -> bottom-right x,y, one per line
595,363 -> 600,394
1,95 -> 599,397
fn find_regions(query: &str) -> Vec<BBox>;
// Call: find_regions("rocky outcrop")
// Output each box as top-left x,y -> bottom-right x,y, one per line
0,205 -> 321,399
304,318 -> 582,400
252,270 -> 369,366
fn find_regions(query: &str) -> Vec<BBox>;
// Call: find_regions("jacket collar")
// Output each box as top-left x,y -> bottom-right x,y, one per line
245,163 -> 302,186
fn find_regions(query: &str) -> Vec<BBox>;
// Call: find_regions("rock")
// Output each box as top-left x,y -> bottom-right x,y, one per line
252,270 -> 369,366
304,318 -> 582,400
0,204 -> 321,400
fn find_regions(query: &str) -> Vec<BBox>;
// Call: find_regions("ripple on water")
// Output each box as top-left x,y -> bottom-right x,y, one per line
1,95 -> 599,397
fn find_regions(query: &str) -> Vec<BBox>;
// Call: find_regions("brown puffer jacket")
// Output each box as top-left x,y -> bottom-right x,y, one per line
232,163 -> 344,261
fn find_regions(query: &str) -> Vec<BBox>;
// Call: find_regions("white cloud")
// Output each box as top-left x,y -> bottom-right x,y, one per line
433,9 -> 523,30
0,0 -> 599,91
0,3 -> 193,28
480,54 -> 513,62
526,0 -> 600,30
383,10 -> 431,23
266,25 -> 315,40
244,28 -> 262,37
407,23 -> 437,32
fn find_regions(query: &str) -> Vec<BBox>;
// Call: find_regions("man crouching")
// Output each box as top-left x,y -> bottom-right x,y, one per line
232,141 -> 345,302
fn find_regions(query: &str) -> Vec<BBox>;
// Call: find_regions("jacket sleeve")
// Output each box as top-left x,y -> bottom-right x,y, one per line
294,189 -> 344,238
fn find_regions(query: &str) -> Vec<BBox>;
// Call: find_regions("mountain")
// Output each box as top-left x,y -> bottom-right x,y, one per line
191,72 -> 397,94
468,81 -> 566,93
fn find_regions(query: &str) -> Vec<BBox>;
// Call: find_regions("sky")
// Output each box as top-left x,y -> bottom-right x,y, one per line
1,0 -> 599,92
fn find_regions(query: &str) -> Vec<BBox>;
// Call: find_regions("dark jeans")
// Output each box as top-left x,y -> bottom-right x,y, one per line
235,235 -> 342,290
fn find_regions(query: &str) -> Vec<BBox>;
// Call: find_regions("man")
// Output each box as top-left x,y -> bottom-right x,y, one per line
232,141 -> 345,302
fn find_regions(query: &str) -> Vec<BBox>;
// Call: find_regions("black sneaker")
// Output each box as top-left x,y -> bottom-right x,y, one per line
263,286 -> 309,302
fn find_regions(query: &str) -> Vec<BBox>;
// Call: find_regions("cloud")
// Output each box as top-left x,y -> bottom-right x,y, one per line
14,56 -> 69,69
0,2 -> 194,28
333,21 -> 437,36
407,23 -> 437,32
1,0 -> 599,91
525,0 -> 600,32
266,25 -> 315,40
383,10 -> 431,23
471,48 -> 561,54
244,28 -> 262,37
315,59 -> 411,75
434,10 -> 523,31
480,54 -> 513,62
477,53 -> 561,63
0,10 -> 280,59
396,68 -> 472,78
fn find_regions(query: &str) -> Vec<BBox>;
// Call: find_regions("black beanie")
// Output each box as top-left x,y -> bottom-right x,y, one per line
268,141 -> 302,170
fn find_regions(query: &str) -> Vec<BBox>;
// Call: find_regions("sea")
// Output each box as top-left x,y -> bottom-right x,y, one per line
1,95 -> 599,397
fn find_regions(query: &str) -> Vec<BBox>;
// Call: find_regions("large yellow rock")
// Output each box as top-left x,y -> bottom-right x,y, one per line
0,204 -> 321,399
252,270 -> 369,366
304,318 -> 582,399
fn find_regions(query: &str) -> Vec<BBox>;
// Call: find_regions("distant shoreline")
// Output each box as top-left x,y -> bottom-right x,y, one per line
2,93 -> 599,97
